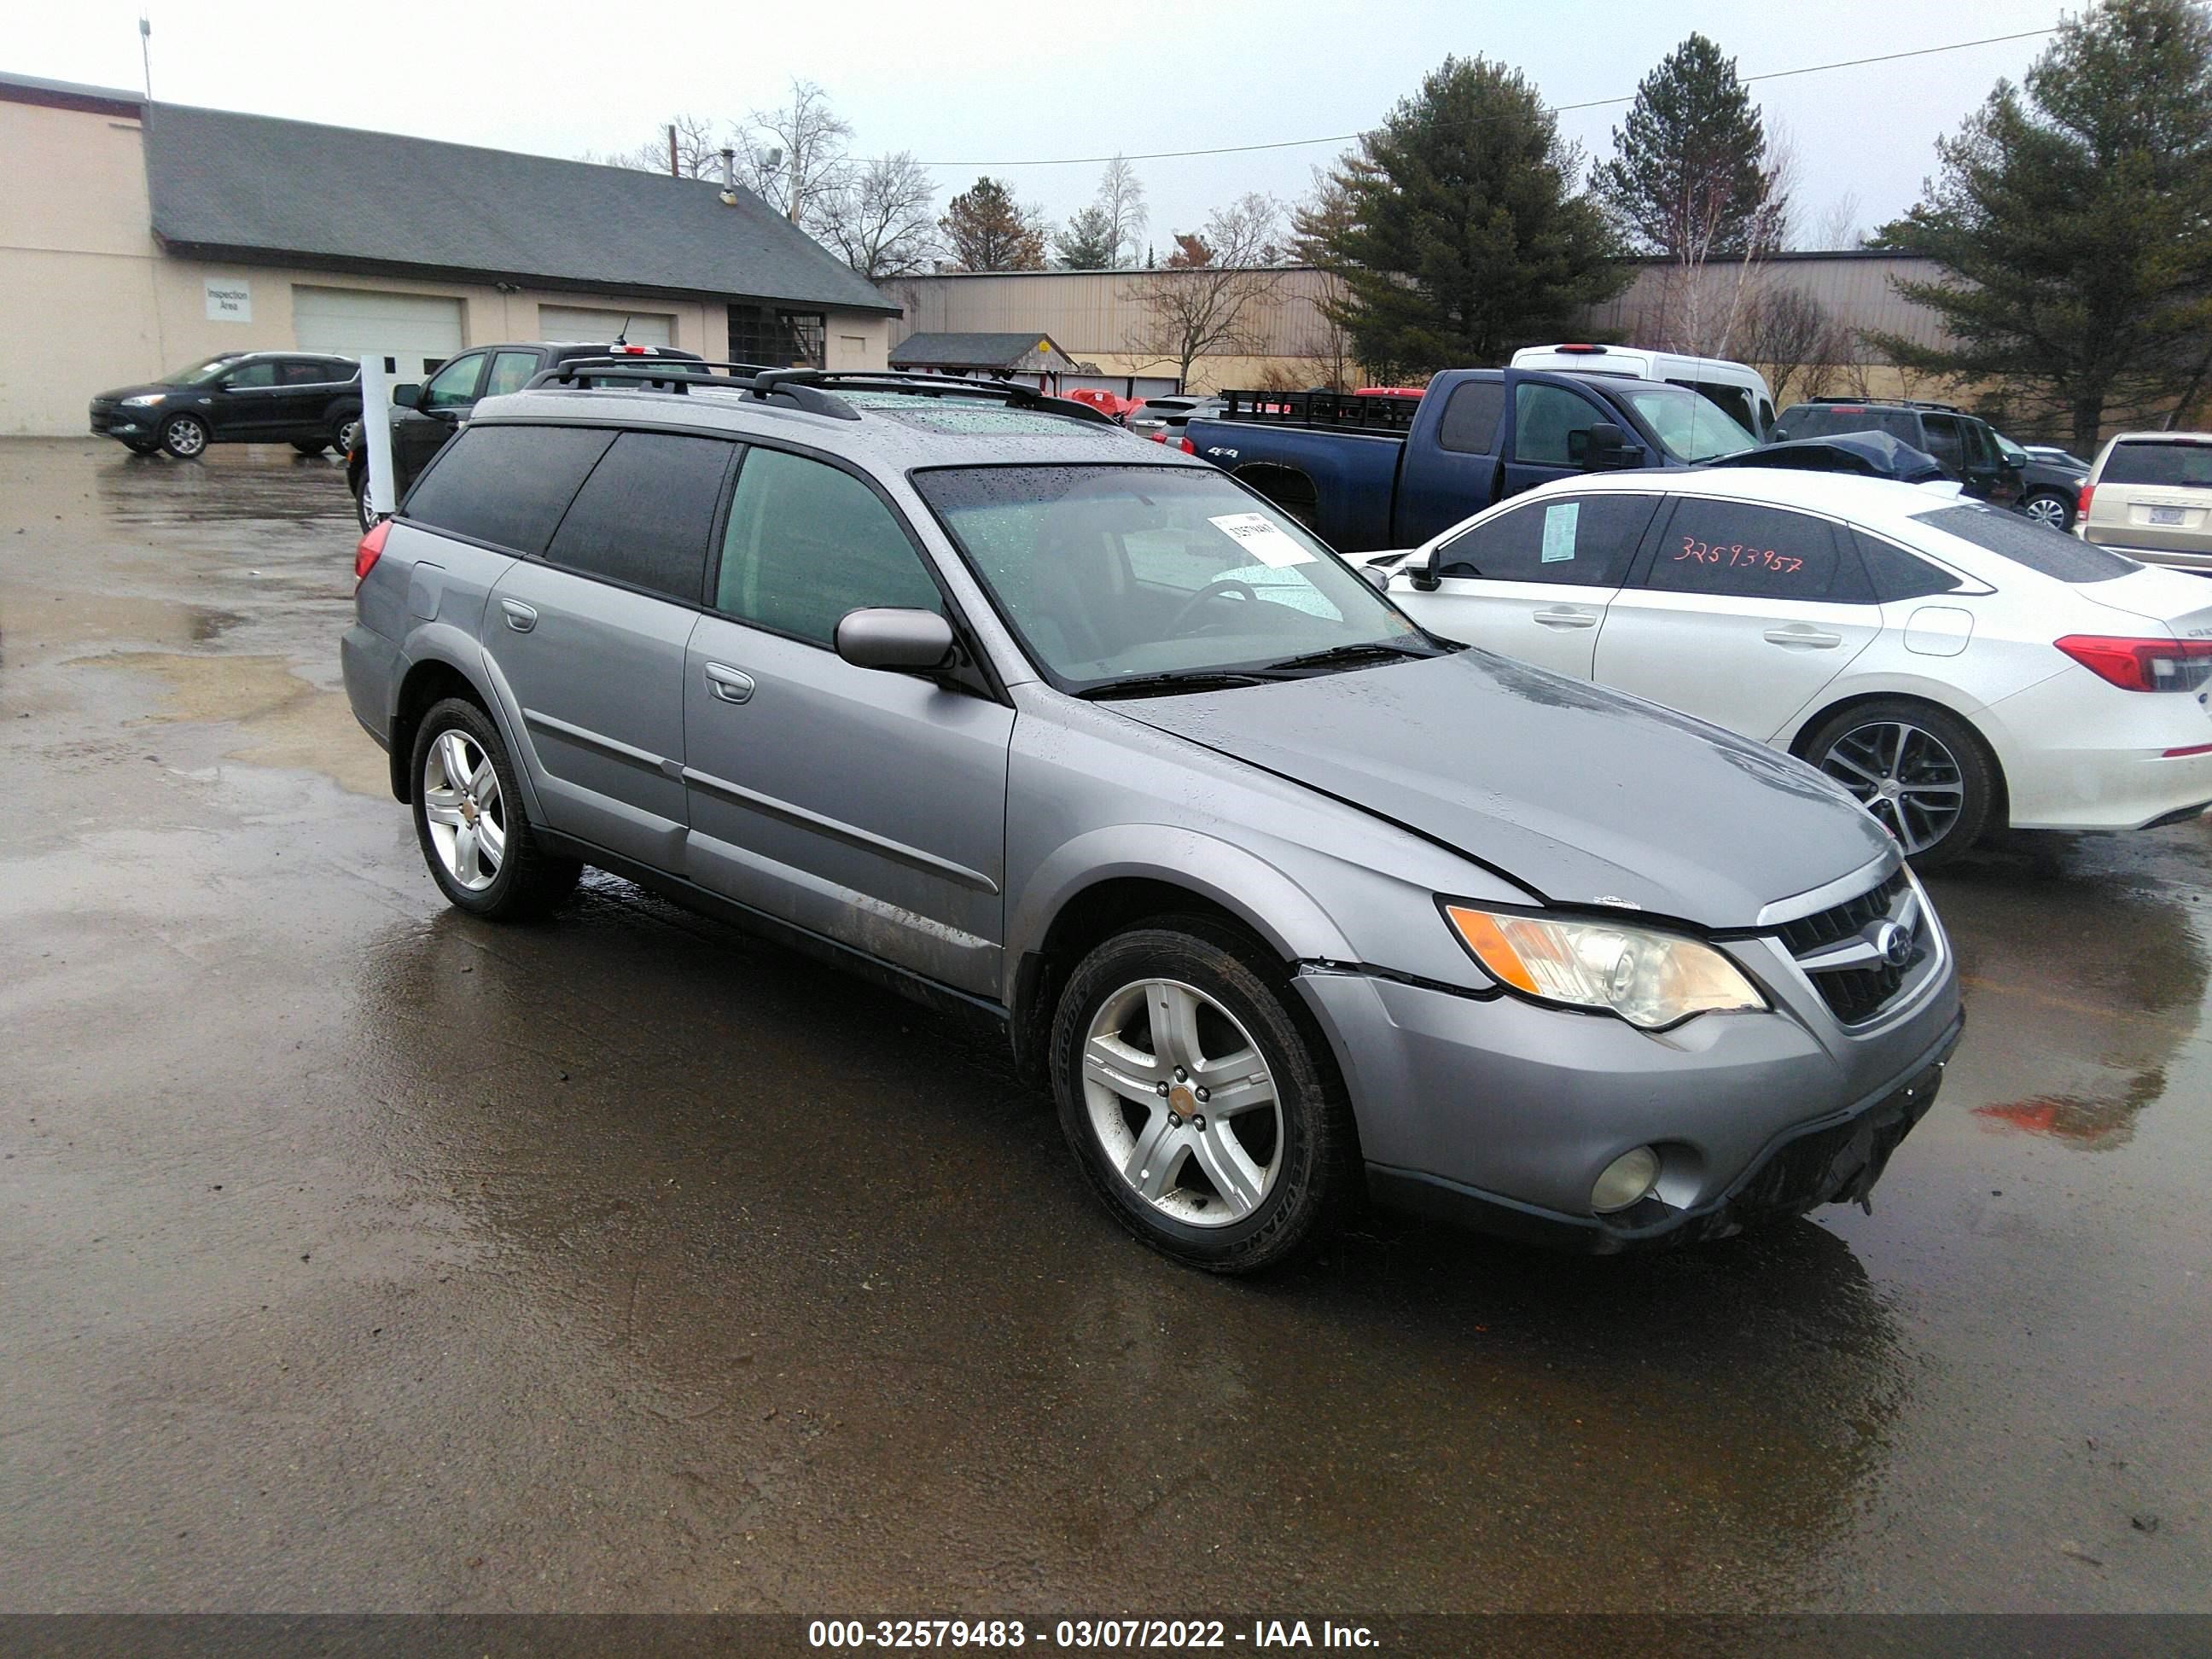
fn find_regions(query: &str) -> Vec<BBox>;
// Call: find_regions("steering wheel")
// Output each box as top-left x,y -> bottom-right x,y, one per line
1166,578 -> 1260,634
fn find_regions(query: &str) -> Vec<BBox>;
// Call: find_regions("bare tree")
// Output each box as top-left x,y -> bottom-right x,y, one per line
1809,189 -> 1865,251
1738,284 -> 1842,407
818,151 -> 940,280
581,113 -> 722,178
1095,155 -> 1149,266
1123,194 -> 1286,389
736,79 -> 854,230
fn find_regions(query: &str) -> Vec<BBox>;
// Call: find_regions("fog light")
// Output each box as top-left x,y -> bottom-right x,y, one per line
1592,1145 -> 1661,1214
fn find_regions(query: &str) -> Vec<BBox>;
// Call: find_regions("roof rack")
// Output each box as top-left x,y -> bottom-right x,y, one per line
1807,395 -> 1964,414
521,360 -> 1116,427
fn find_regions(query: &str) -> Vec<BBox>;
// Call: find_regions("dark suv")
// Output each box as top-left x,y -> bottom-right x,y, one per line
346,341 -> 703,530
90,352 -> 364,460
1771,399 -> 2023,508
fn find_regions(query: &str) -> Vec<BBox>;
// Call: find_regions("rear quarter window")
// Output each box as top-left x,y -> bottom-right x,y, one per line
1912,503 -> 2138,581
1852,528 -> 1963,600
2099,441 -> 2212,488
546,431 -> 734,602
401,424 -> 615,555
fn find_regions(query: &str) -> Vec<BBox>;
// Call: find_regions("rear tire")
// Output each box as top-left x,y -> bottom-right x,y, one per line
408,696 -> 581,919
354,474 -> 378,534
1050,918 -> 1355,1273
1802,697 -> 1998,870
123,440 -> 160,457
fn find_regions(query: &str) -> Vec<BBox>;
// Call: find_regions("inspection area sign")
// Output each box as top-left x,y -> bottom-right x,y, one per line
203,278 -> 252,322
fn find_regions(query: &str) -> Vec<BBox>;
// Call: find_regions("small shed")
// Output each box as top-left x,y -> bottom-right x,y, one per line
888,330 -> 1082,392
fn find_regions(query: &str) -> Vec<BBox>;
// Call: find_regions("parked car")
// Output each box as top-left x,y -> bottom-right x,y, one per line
1184,369 -> 1759,553
1510,343 -> 1776,439
1770,399 -> 2023,509
345,341 -> 704,531
341,365 -> 1960,1272
2026,444 -> 2093,473
1126,394 -> 1227,445
1360,470 -> 2212,869
1994,430 -> 2089,531
90,352 -> 364,460
2077,432 -> 2212,573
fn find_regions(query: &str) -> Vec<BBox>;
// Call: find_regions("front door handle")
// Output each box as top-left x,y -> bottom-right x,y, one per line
704,662 -> 754,705
1532,608 -> 1598,629
1763,626 -> 1842,649
500,598 -> 538,632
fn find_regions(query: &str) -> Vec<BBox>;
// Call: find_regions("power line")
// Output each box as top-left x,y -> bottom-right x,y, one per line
911,26 -> 2063,170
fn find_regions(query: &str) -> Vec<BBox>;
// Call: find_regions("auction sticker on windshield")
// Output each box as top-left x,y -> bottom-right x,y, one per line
1209,511 -> 1315,568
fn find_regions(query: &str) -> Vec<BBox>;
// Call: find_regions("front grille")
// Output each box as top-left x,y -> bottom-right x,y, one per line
1778,868 -> 1918,1027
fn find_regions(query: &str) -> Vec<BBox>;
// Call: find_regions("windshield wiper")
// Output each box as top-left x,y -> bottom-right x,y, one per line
1257,639 -> 1441,676
1080,669 -> 1277,700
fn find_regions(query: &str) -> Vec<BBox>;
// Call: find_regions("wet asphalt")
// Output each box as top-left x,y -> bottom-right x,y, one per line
1,439 -> 2208,1616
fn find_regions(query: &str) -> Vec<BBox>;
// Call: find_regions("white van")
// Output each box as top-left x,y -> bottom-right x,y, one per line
1510,344 -> 1775,439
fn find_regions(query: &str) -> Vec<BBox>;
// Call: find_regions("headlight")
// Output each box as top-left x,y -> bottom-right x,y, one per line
1443,904 -> 1764,1029
121,393 -> 166,407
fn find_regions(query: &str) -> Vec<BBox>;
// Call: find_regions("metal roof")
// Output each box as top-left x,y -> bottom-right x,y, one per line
137,100 -> 897,315
888,331 -> 1078,370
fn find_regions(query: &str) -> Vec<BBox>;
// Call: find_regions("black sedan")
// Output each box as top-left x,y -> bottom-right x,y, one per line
89,352 -> 364,460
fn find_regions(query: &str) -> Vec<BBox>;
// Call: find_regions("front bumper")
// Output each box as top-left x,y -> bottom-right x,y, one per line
89,401 -> 154,439
1295,912 -> 1962,1251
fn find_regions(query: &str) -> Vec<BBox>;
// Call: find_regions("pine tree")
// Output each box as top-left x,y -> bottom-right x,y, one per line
1318,57 -> 1625,376
939,178 -> 1048,272
1052,206 -> 1121,270
1866,0 -> 2212,445
1592,34 -> 1785,258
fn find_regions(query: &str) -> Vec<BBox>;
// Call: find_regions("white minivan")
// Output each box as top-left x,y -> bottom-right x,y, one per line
1510,344 -> 1776,440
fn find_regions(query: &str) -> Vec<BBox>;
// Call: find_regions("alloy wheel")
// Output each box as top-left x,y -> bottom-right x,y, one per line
420,729 -> 506,891
1080,978 -> 1284,1227
336,418 -> 364,453
164,416 -> 207,457
1819,720 -> 1965,856
2023,493 -> 2070,529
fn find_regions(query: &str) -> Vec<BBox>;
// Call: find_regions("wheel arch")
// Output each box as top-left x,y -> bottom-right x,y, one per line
1787,685 -> 2011,830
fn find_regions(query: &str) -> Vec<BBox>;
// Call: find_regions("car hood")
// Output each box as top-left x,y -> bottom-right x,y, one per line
1116,650 -> 1893,928
91,381 -> 183,402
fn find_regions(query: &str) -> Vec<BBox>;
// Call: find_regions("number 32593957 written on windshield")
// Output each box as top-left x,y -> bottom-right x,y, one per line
1677,535 -> 1804,574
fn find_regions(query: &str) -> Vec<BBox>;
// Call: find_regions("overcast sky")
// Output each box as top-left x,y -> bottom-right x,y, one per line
17,0 -> 2066,256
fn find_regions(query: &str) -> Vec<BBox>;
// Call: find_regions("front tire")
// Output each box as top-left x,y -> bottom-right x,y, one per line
159,413 -> 209,459
2020,489 -> 2075,532
123,440 -> 160,457
409,697 -> 580,919
1050,920 -> 1355,1273
1803,698 -> 1998,870
291,439 -> 329,456
334,416 -> 364,454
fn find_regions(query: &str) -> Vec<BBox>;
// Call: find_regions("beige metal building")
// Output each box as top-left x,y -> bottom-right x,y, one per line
887,253 -> 1953,399
1,70 -> 899,437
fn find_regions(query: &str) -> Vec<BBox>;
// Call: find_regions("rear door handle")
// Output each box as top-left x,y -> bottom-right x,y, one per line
704,662 -> 754,705
500,598 -> 538,632
1763,626 -> 1842,649
1532,608 -> 1598,629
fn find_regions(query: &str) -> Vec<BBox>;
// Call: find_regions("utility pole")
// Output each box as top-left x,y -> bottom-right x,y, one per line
667,124 -> 678,178
138,12 -> 152,100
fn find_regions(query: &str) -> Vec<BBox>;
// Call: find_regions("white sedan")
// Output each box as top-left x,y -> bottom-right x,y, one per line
1362,469 -> 2212,867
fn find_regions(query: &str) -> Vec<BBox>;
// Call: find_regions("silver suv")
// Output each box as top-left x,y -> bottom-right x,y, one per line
341,365 -> 1962,1273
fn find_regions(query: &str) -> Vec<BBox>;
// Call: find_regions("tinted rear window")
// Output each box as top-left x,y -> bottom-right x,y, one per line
1853,528 -> 1962,600
402,424 -> 615,554
2100,441 -> 2212,488
546,431 -> 733,602
1438,381 -> 1505,453
1777,405 -> 1918,445
1912,503 -> 2137,581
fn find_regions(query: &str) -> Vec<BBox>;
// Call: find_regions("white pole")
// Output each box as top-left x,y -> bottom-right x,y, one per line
360,356 -> 395,518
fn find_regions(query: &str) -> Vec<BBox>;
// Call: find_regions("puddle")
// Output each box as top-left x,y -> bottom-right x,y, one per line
0,585 -> 244,652
65,650 -> 388,797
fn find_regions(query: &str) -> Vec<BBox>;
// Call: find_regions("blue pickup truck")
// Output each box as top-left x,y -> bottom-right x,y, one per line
1183,368 -> 1762,553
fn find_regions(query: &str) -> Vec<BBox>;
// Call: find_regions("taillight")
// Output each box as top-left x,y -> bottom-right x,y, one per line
2077,481 -> 2094,517
2054,633 -> 2212,692
1179,436 -> 1197,454
354,517 -> 390,581
1148,428 -> 1167,443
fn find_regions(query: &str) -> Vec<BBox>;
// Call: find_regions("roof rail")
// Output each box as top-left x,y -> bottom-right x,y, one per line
1807,394 -> 1964,414
527,358 -> 769,390
754,369 -> 1117,425
519,360 -> 1117,427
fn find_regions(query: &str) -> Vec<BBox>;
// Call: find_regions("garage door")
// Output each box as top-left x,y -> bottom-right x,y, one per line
538,306 -> 674,347
294,287 -> 464,380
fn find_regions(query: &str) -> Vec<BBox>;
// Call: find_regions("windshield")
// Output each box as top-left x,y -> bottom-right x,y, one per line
911,464 -> 1432,695
1624,385 -> 1759,463
163,356 -> 241,385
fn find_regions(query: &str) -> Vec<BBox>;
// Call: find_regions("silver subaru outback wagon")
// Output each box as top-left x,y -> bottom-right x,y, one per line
341,367 -> 1962,1273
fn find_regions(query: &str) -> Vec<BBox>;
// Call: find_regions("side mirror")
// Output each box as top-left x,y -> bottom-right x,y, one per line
835,608 -> 956,673
392,384 -> 422,410
1579,421 -> 1634,470
1359,562 -> 1392,592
